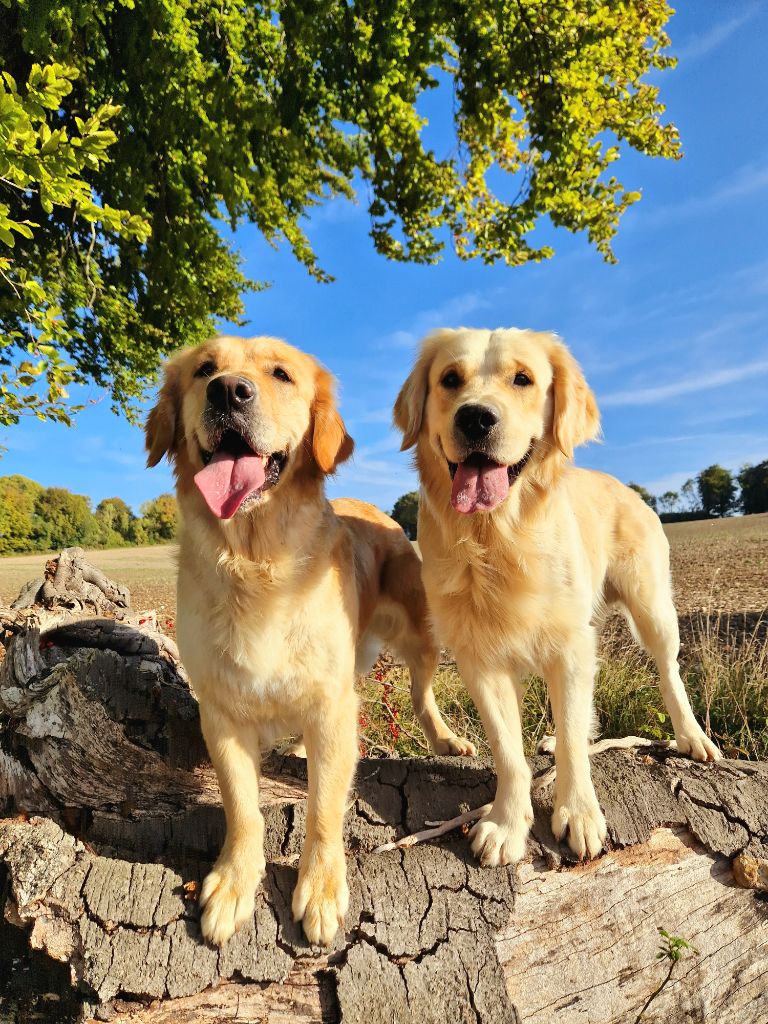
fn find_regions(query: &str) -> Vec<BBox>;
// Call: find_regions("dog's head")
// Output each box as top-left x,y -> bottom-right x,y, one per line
394,328 -> 599,515
145,335 -> 353,519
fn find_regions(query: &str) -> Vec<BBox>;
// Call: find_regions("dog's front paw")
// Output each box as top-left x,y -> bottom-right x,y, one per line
430,733 -> 477,757
673,725 -> 722,763
283,738 -> 307,758
536,734 -> 556,755
199,853 -> 265,946
552,792 -> 607,861
292,847 -> 349,946
470,808 -> 532,867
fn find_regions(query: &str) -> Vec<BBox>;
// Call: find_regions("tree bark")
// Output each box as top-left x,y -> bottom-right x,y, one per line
1,551 -> 766,1024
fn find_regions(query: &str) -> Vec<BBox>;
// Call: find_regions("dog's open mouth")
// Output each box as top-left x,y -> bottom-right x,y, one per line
195,428 -> 287,520
447,445 -> 533,515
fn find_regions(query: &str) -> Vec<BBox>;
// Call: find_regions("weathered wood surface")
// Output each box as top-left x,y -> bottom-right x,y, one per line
8,547 -> 131,616
1,551 -> 767,1024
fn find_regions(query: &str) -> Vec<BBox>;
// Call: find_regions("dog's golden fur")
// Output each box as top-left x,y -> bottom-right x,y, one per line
395,327 -> 720,866
146,334 -> 471,947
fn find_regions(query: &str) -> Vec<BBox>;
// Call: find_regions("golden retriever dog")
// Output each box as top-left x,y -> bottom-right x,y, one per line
394,327 -> 721,866
145,334 -> 472,947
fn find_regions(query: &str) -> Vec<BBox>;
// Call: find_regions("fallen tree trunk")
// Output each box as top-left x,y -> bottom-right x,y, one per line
1,551 -> 766,1024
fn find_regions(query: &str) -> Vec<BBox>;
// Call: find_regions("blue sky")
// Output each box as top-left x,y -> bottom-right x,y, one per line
3,5 -> 768,514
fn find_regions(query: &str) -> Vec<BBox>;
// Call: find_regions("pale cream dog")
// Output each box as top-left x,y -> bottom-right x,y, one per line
145,334 -> 472,947
394,327 -> 720,866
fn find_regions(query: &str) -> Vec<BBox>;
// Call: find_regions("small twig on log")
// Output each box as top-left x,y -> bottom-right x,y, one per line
375,737 -> 671,854
373,803 -> 492,853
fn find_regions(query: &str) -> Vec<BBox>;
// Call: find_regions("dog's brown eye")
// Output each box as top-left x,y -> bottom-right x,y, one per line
273,366 -> 292,383
195,360 -> 216,379
441,370 -> 462,389
513,371 -> 532,387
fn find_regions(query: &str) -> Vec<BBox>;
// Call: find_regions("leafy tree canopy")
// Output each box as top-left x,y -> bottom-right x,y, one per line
95,495 -> 134,544
391,491 -> 419,540
737,461 -> 768,516
1,0 -> 679,425
627,482 -> 657,512
0,472 -> 42,553
33,485 -> 96,550
658,490 -> 679,514
139,493 -> 178,543
696,464 -> 737,519
0,474 -> 176,553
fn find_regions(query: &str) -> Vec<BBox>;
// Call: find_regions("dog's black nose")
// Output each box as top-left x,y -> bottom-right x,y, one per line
207,375 -> 255,412
455,404 -> 499,443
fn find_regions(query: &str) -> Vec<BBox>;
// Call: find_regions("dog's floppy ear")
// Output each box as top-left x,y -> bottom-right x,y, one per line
312,365 -> 354,474
549,337 -> 601,459
394,331 -> 447,450
145,357 -> 182,467
393,360 -> 428,451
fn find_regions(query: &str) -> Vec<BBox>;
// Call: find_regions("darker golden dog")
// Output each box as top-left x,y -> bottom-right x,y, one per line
146,334 -> 472,946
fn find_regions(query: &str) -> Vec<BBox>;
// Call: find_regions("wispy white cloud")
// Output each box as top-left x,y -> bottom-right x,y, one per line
331,450 -> 416,511
344,405 -> 393,427
674,8 -> 760,63
377,291 -> 493,350
600,356 -> 768,408
303,193 -> 363,230
71,435 -> 146,468
684,405 -> 763,427
640,469 -> 698,496
353,432 -> 404,458
641,438 -> 768,497
607,430 -> 768,454
636,158 -> 768,229
0,429 -> 39,453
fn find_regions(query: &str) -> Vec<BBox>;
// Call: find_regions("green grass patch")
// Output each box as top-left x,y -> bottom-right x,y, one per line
358,613 -> 767,761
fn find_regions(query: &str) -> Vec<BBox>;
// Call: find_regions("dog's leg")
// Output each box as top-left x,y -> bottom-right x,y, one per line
458,665 -> 532,866
623,598 -> 721,762
292,695 -> 358,946
405,643 -> 477,757
546,632 -> 608,860
198,705 -> 266,945
283,737 -> 307,758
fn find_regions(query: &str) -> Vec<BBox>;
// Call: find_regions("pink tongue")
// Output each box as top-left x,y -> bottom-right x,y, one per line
451,460 -> 509,514
194,451 -> 267,519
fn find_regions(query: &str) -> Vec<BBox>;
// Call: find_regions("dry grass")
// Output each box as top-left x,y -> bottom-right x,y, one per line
359,515 -> 767,761
0,545 -> 179,631
360,609 -> 767,761
2,515 -> 766,759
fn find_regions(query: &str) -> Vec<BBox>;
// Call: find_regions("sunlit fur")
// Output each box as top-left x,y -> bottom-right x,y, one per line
395,327 -> 721,867
146,335 -> 472,948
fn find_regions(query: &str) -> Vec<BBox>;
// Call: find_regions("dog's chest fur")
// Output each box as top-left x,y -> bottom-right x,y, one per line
177,539 -> 354,721
422,512 -> 591,673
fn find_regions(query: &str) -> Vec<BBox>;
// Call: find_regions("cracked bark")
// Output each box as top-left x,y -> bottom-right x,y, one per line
1,551 -> 766,1024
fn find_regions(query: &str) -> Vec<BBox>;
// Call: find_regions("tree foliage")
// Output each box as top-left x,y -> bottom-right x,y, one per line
138,493 -> 178,543
94,496 -> 134,547
679,478 -> 698,513
390,491 -> 419,540
627,463 -> 768,521
1,0 -> 679,424
627,482 -> 657,512
738,461 -> 768,516
33,486 -> 96,550
0,473 -> 41,553
696,464 -> 737,519
658,490 -> 679,514
0,475 -> 177,553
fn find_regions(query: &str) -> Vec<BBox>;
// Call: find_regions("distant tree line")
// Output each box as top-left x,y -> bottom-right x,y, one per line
628,461 -> 768,521
389,460 -> 768,538
0,476 -> 177,556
